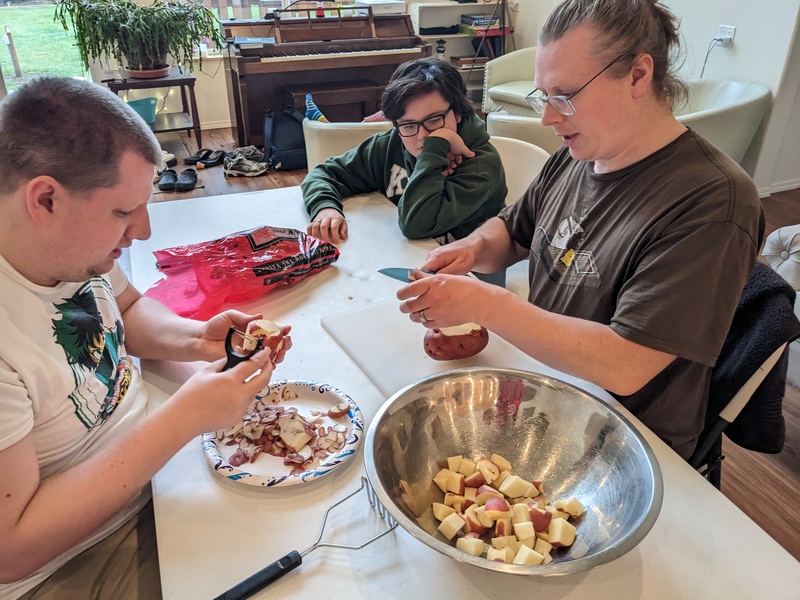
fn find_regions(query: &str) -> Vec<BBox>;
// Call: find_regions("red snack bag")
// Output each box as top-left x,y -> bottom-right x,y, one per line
144,226 -> 339,320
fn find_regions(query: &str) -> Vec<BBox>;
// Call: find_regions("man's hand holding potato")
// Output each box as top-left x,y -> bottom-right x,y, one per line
194,310 -> 292,364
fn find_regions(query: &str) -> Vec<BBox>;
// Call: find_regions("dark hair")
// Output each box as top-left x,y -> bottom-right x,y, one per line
540,0 -> 687,109
381,57 -> 474,122
0,76 -> 161,194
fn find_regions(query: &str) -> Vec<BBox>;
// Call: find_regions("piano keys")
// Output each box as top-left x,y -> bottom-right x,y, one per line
222,9 -> 432,149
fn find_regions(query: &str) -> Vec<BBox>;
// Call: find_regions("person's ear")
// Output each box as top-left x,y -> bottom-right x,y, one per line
630,54 -> 654,99
25,176 -> 60,224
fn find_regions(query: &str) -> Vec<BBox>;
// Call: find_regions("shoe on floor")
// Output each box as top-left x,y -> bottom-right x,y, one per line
198,149 -> 226,167
226,145 -> 264,163
224,155 -> 269,177
161,150 -> 177,168
184,148 -> 213,165
157,169 -> 178,191
175,168 -> 198,191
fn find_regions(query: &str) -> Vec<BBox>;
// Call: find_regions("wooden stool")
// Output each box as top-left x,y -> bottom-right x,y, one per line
283,79 -> 384,122
104,67 -> 202,148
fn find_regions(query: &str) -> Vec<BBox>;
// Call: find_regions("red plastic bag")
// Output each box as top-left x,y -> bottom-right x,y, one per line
144,226 -> 339,320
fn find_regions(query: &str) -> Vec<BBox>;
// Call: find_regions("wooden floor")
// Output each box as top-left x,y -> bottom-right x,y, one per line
155,129 -> 800,561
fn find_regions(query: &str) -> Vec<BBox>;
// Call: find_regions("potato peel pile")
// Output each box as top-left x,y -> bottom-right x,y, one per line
219,392 -> 351,474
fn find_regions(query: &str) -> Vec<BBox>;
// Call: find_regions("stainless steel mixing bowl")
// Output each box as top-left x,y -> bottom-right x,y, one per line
364,367 -> 663,576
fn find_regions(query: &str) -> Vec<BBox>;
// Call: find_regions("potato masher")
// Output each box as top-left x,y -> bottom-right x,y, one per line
213,476 -> 398,599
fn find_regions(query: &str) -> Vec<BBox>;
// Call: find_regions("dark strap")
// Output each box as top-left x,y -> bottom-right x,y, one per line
263,109 -> 276,152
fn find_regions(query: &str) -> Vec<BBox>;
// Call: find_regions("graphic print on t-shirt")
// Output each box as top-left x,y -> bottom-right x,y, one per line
533,204 -> 601,288
51,278 -> 131,429
386,163 -> 408,198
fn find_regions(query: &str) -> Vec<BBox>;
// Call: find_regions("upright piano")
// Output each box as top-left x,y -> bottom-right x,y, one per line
222,8 -> 432,148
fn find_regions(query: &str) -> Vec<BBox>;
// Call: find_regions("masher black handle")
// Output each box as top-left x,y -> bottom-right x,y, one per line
213,550 -> 302,599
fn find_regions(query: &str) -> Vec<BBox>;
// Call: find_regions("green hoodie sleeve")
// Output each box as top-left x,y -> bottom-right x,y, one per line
301,132 -> 390,219
396,114 -> 507,240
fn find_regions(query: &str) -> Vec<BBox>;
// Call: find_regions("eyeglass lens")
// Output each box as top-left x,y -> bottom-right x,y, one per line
527,94 -> 573,116
397,108 -> 451,137
526,54 -> 632,117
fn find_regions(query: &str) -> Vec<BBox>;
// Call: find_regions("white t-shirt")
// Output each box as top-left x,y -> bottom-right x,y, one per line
0,255 -> 150,600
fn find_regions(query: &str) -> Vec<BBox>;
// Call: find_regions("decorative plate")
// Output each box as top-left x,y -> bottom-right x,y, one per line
202,380 -> 363,487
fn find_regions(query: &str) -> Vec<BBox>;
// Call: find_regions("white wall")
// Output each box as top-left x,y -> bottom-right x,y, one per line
505,0 -> 800,196
662,0 -> 800,194
765,16 -> 800,194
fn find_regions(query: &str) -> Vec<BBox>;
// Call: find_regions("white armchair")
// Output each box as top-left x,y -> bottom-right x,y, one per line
482,46 -> 536,116
481,46 -> 562,155
763,224 -> 800,386
764,225 -> 800,321
486,112 -> 563,155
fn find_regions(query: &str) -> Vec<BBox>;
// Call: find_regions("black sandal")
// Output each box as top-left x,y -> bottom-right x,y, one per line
198,149 -> 226,167
157,169 -> 178,191
175,168 -> 198,192
184,148 -> 212,165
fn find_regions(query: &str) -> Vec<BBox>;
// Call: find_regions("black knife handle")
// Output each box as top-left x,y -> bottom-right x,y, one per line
213,550 -> 302,600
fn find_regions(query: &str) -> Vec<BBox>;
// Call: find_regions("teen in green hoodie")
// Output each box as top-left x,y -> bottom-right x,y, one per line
302,58 -> 507,246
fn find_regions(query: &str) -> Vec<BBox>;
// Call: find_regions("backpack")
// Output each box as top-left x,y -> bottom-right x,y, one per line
263,106 -> 307,171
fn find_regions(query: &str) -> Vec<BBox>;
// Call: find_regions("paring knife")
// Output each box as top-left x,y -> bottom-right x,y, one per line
378,267 -> 435,282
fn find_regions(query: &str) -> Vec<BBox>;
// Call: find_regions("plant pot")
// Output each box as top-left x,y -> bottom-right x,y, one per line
125,66 -> 172,79
124,43 -> 169,79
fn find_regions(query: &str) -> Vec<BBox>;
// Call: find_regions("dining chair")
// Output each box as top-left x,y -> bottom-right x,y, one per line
488,135 -> 550,206
486,136 -> 550,297
302,118 -> 393,170
689,261 -> 800,488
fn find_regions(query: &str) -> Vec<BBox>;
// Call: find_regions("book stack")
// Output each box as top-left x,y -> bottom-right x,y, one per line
460,14 -> 499,27
450,55 -> 490,67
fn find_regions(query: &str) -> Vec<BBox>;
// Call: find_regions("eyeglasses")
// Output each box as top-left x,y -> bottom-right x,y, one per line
395,106 -> 453,137
526,54 -> 634,116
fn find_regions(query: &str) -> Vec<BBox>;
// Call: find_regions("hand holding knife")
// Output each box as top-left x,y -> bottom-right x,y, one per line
378,267 -> 436,283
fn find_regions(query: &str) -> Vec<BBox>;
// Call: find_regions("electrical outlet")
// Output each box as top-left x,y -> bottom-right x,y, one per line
717,24 -> 736,47
508,1 -> 519,11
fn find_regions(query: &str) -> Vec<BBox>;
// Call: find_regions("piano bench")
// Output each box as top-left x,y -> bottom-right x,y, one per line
283,79 -> 384,122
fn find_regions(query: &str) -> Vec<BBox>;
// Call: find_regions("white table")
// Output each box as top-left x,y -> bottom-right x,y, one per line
131,189 -> 800,600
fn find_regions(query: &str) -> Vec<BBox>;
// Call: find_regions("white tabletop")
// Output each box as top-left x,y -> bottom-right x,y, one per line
131,189 -> 800,600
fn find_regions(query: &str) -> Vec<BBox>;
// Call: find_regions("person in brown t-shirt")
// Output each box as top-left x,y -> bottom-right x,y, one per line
394,0 -> 765,459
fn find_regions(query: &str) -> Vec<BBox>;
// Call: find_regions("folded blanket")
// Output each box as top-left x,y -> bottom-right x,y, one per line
709,261 -> 800,453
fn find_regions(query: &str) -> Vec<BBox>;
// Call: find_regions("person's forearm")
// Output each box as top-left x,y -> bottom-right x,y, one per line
478,288 -> 674,395
0,398 -> 193,582
122,296 -> 205,361
470,218 -> 527,274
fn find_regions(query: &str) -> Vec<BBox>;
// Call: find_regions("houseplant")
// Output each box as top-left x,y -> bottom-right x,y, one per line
54,0 -> 224,78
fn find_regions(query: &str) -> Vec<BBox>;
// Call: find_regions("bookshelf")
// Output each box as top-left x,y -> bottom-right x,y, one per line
407,1 -> 510,104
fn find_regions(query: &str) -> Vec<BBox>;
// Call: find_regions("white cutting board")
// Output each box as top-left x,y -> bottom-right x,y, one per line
321,299 -> 544,399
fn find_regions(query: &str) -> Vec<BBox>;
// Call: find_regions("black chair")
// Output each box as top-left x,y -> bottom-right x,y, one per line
689,262 -> 800,488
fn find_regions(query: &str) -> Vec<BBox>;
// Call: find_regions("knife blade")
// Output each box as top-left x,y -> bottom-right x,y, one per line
378,267 -> 434,282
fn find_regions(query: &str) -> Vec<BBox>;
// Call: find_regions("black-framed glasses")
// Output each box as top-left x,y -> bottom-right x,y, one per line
526,54 -> 634,116
395,106 -> 453,137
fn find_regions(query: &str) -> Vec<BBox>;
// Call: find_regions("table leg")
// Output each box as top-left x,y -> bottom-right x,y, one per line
187,82 -> 202,149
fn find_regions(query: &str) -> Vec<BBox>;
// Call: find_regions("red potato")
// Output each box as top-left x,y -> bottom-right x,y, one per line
244,318 -> 284,354
423,322 -> 489,361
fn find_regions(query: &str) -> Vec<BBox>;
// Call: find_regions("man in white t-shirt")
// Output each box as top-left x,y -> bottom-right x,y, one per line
0,77 -> 290,599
